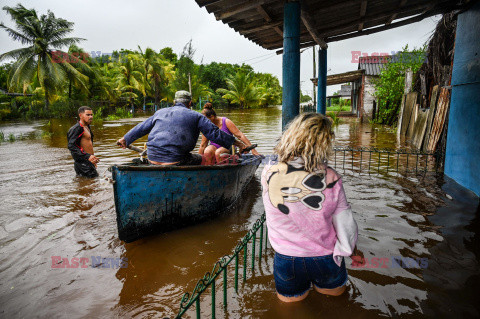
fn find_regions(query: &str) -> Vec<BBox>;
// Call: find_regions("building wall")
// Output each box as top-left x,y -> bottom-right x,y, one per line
444,1 -> 480,196
362,75 -> 377,116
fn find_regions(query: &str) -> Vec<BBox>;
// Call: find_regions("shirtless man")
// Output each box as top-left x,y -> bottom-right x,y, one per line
67,106 -> 99,177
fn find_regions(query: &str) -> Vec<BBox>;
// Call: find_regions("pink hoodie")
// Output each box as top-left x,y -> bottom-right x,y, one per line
261,159 -> 358,266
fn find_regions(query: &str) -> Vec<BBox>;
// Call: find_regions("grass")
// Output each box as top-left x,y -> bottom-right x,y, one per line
326,105 -> 351,112
105,107 -> 134,121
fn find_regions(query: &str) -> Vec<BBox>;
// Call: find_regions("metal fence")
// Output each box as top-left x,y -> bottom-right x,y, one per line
175,214 -> 268,319
331,146 -> 444,175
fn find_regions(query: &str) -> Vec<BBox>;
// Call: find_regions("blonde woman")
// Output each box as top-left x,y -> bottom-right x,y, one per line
261,112 -> 362,302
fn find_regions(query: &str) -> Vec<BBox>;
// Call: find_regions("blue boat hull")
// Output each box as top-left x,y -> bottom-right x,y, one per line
111,155 -> 262,242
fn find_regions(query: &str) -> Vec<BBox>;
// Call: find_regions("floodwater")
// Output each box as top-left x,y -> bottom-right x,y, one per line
0,107 -> 479,318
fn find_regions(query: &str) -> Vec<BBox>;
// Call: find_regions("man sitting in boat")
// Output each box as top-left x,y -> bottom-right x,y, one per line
116,90 -> 245,165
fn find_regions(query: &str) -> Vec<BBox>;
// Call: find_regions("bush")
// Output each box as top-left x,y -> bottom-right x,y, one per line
373,46 -> 426,126
105,107 -> 133,120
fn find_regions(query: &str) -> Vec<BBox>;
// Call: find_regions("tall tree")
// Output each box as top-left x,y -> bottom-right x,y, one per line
0,4 -> 87,109
217,71 -> 260,108
114,54 -> 145,109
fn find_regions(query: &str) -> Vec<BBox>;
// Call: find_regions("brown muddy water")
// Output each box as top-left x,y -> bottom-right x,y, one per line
0,107 -> 479,318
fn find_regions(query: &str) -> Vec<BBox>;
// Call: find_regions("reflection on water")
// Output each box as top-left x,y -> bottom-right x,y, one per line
0,108 -> 478,318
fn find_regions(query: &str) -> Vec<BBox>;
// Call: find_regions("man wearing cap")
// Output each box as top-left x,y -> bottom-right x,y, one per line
116,91 -> 244,165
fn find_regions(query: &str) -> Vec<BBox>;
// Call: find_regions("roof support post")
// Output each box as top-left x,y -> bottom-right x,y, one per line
317,48 -> 327,114
282,1 -> 301,130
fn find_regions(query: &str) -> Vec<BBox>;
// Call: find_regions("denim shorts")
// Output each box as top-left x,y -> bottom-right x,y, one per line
273,252 -> 348,297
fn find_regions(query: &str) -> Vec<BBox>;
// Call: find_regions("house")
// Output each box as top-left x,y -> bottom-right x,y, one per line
311,55 -> 396,118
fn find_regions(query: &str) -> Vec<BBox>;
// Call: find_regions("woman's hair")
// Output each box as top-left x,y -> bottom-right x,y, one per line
274,112 -> 334,173
202,102 -> 216,118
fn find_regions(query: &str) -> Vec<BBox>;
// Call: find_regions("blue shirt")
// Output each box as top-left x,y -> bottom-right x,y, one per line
123,103 -> 235,162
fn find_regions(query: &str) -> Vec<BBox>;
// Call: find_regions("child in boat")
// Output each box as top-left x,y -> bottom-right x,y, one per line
199,103 -> 260,165
261,112 -> 362,302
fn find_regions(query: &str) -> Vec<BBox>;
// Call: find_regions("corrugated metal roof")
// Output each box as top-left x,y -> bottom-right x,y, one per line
358,55 -> 400,76
194,0 -> 466,51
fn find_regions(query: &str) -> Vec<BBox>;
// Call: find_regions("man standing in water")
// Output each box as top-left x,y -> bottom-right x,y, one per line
67,106 -> 99,177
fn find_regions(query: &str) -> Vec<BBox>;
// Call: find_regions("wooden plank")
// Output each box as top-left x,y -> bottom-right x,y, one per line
422,85 -> 440,152
300,0 -> 327,48
406,102 -> 419,140
396,94 -> 406,140
317,3 -> 431,36
326,9 -> 441,43
412,109 -> 428,149
427,88 -> 450,152
404,68 -> 413,94
358,0 -> 367,31
216,0 -> 266,20
386,0 -> 408,25
400,92 -> 417,137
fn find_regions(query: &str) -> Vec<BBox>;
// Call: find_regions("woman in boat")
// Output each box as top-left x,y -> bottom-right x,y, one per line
261,112 -> 363,302
199,103 -> 259,165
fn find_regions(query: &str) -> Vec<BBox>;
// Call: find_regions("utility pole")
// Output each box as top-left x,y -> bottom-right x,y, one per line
188,73 -> 192,95
312,45 -> 316,105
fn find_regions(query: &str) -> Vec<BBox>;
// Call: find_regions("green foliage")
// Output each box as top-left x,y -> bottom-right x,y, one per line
327,105 -> 350,112
0,6 -> 283,121
300,93 -> 312,103
217,71 -> 268,108
0,4 -> 87,109
160,47 -> 177,64
105,107 -> 133,120
373,45 -> 426,126
327,111 -> 341,126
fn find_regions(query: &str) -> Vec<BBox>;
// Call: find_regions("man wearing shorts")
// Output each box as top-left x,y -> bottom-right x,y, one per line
67,106 -> 99,177
116,91 -> 244,165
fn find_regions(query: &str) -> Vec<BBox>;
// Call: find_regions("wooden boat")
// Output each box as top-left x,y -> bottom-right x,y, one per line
111,154 -> 262,242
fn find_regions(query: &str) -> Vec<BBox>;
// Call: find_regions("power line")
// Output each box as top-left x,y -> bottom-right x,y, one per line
238,52 -> 277,64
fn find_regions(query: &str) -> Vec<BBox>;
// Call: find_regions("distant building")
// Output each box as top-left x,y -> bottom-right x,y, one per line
311,55 -> 396,118
335,84 -> 352,100
353,55 -> 397,117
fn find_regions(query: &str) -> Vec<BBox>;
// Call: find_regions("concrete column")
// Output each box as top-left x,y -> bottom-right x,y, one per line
445,1 -> 480,196
282,1 -> 300,130
317,48 -> 327,114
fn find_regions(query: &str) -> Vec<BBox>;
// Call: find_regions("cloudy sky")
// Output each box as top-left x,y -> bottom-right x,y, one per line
0,0 -> 440,96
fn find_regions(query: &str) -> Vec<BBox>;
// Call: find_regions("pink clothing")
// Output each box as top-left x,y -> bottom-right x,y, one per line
261,159 -> 358,266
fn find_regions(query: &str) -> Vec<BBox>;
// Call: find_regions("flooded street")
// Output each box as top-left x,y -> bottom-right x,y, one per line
0,107 -> 479,318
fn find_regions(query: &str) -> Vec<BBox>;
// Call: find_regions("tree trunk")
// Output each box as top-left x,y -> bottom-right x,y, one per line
44,94 -> 49,111
154,79 -> 160,106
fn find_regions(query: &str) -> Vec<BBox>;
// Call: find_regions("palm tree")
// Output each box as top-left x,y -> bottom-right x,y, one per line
146,49 -> 175,106
217,71 -> 260,108
0,4 -> 87,109
114,54 -> 145,110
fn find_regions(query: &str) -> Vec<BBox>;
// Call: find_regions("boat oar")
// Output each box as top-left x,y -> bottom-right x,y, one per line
240,144 -> 257,154
117,142 -> 147,161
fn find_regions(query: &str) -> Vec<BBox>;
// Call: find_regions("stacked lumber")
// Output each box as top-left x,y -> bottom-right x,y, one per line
426,88 -> 450,152
397,86 -> 450,152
